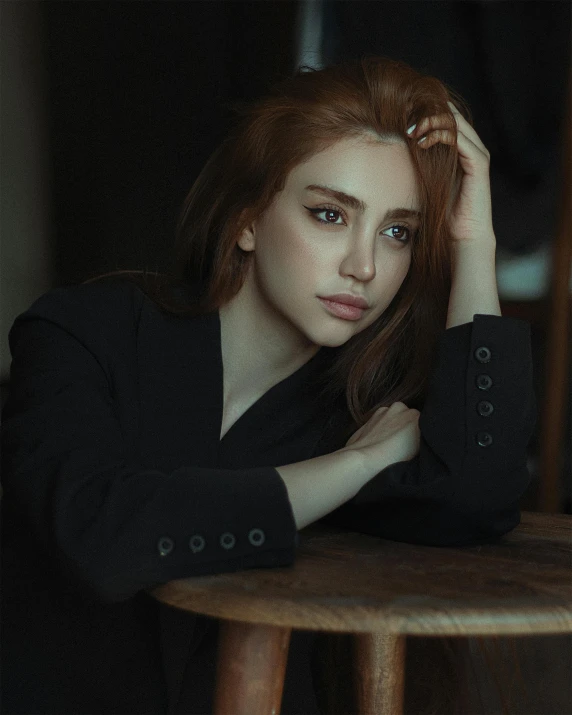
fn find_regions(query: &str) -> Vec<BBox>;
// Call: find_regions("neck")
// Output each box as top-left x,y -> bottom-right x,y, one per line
218,275 -> 320,407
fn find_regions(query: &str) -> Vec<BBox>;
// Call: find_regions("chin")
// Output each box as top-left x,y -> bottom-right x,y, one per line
318,336 -> 355,348
305,322 -> 360,348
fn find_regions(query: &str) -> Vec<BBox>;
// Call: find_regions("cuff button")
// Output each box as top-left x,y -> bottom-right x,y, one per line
158,537 -> 174,556
476,431 -> 493,447
248,528 -> 266,546
189,535 -> 206,553
220,532 -> 236,550
474,346 -> 492,363
477,400 -> 494,417
476,374 -> 493,390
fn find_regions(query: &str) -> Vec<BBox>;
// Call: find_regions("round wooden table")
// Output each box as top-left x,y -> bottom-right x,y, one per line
152,511 -> 572,715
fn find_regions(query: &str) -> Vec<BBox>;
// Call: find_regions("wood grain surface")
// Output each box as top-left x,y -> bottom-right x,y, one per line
152,511 -> 572,637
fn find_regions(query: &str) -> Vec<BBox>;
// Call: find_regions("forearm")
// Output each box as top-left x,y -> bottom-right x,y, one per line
446,239 -> 501,329
276,449 -> 369,530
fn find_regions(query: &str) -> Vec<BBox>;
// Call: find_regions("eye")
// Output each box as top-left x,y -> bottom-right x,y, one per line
383,225 -> 414,243
305,205 -> 415,243
305,205 -> 347,225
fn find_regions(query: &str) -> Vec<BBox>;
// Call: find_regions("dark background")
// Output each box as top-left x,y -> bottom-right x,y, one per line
43,0 -> 300,284
40,1 -> 570,285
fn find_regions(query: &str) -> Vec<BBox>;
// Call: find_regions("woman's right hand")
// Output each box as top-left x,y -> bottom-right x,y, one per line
342,401 -> 421,477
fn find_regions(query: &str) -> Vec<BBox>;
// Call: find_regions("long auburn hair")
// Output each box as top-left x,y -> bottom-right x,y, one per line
85,55 -> 528,714
86,54 -> 465,428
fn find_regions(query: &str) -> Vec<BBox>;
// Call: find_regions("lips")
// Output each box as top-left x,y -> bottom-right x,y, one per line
319,293 -> 369,309
318,297 -> 366,321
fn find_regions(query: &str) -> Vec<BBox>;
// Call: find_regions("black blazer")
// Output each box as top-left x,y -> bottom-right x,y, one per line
0,278 -> 536,714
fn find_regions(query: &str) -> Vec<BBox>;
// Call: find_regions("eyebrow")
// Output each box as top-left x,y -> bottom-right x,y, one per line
304,184 -> 421,222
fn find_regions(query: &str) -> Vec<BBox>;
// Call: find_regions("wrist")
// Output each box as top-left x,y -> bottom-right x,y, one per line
446,238 -> 501,328
451,237 -> 496,261
337,445 -> 386,489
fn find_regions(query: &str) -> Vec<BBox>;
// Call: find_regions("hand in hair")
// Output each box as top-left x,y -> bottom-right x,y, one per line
409,100 -> 495,246
342,401 -> 421,475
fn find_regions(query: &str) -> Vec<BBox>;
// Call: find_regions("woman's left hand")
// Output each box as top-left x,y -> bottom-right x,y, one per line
408,100 -> 495,246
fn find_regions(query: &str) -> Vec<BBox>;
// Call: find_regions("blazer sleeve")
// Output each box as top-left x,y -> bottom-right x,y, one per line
1,284 -> 298,603
318,314 -> 537,546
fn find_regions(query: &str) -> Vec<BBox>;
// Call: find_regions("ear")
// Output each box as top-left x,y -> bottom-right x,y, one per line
237,222 -> 256,252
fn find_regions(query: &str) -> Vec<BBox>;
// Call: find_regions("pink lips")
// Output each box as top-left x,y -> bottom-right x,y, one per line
320,293 -> 369,309
318,294 -> 369,321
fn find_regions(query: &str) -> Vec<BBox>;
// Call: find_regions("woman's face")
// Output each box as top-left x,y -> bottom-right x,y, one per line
237,135 -> 421,349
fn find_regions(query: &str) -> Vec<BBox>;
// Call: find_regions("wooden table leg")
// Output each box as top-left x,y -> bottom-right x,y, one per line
213,619 -> 292,715
352,633 -> 406,715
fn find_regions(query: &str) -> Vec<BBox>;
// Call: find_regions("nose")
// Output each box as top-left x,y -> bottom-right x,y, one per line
338,232 -> 376,282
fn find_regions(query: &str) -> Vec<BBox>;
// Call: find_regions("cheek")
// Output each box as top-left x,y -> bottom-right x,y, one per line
260,226 -> 324,282
370,250 -> 412,312
377,246 -> 411,285
396,251 -> 412,284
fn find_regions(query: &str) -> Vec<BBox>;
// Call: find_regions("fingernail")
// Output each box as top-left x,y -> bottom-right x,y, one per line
406,123 -> 417,135
418,136 -> 427,143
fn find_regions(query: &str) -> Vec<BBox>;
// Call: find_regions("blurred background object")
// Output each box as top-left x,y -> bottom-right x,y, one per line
1,1 -> 53,378
1,3 -> 571,710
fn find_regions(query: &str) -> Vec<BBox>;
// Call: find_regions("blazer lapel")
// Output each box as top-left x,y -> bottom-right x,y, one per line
137,299 -> 223,469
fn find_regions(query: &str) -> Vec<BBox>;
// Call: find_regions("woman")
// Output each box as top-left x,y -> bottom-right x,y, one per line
1,55 -> 535,714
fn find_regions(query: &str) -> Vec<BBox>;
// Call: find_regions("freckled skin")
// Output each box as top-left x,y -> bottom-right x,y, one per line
219,135 -> 421,406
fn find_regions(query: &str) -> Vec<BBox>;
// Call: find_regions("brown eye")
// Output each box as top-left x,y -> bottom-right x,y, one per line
305,206 -> 347,225
383,225 -> 413,243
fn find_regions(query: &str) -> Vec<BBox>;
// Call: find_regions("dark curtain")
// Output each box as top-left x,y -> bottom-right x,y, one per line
322,0 -> 571,255
43,0 -> 300,285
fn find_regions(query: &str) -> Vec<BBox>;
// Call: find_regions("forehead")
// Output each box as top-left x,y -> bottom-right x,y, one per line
286,136 -> 420,207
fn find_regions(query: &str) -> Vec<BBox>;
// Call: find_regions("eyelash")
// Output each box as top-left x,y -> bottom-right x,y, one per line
305,205 -> 416,243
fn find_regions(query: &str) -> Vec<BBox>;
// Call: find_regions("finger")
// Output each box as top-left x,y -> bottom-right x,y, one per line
455,128 -> 491,165
414,104 -> 489,157
388,401 -> 408,411
413,113 -> 456,138
446,101 -> 489,155
416,127 -> 456,148
418,128 -> 490,167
